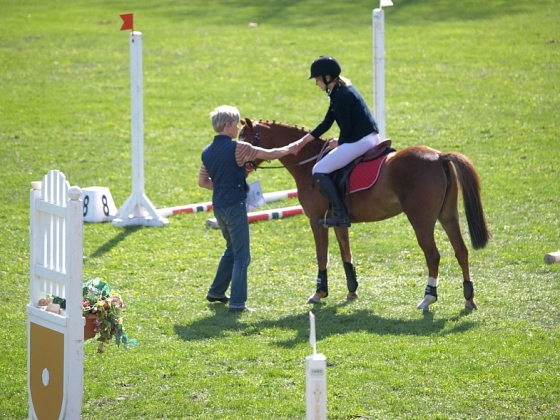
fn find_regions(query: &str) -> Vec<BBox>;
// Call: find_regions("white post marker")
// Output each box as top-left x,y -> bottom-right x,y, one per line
372,0 -> 393,140
112,14 -> 169,227
306,311 -> 327,420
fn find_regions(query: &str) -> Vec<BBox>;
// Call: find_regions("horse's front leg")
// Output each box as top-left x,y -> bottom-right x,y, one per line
307,219 -> 330,304
334,226 -> 358,300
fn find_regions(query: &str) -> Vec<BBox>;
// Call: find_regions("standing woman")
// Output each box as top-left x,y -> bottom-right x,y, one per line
199,105 -> 298,312
292,56 -> 380,228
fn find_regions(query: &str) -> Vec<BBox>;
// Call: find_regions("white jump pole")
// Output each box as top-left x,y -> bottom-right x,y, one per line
158,189 -> 298,218
306,311 -> 327,420
112,15 -> 169,227
372,0 -> 393,141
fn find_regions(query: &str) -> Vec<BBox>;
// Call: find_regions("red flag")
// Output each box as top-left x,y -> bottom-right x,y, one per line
120,13 -> 133,31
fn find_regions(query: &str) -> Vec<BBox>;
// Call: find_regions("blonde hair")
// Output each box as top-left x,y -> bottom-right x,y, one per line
338,76 -> 352,87
210,105 -> 240,133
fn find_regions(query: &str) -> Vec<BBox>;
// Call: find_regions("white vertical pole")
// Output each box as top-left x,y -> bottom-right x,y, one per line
65,186 -> 84,418
373,7 -> 386,140
306,312 -> 327,420
112,31 -> 169,227
130,31 -> 144,204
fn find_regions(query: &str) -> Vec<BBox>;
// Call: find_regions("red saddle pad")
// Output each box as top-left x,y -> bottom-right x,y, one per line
348,155 -> 387,194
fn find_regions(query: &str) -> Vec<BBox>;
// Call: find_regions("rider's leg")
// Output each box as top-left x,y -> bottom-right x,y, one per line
312,134 -> 379,228
313,172 -> 351,227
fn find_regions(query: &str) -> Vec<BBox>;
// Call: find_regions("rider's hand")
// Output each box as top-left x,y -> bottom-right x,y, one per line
327,138 -> 339,149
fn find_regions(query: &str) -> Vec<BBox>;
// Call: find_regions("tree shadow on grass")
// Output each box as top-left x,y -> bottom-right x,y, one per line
174,302 -> 476,348
87,225 -> 143,259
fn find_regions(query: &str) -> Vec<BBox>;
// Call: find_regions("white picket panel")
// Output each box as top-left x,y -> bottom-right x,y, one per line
27,170 -> 84,420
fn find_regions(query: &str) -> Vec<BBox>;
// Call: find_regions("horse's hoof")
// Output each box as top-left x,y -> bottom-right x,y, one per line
307,290 -> 327,304
417,295 -> 437,311
465,299 -> 478,310
346,292 -> 358,301
307,294 -> 321,304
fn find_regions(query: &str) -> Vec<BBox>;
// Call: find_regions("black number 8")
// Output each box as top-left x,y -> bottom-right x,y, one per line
102,195 -> 109,216
83,195 -> 89,216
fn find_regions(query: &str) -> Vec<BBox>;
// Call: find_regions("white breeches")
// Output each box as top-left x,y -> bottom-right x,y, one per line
312,133 -> 381,174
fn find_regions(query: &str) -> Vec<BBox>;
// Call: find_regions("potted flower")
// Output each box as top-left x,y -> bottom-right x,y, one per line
81,277 -> 131,353
51,277 -> 132,353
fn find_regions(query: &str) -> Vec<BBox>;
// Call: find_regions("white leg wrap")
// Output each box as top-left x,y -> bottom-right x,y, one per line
417,294 -> 437,310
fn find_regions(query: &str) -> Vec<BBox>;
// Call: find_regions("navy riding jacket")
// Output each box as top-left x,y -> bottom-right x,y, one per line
310,84 -> 378,145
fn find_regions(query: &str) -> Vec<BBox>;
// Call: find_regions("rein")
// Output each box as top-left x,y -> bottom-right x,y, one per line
241,121 -> 330,170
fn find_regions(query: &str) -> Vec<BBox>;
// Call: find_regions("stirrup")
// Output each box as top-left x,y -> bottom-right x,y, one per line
319,216 -> 351,228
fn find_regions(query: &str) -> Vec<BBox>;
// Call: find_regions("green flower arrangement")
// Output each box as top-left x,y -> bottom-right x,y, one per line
53,277 -> 134,354
81,278 -> 131,353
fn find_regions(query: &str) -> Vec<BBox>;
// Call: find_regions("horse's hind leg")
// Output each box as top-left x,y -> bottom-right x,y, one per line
402,197 -> 442,310
439,202 -> 477,310
334,226 -> 358,300
410,221 -> 441,310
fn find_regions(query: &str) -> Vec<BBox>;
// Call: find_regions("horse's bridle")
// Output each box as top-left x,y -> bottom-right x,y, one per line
240,120 -> 330,171
240,121 -> 261,172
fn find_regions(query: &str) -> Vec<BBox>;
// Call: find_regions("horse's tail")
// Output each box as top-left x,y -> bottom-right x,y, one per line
442,152 -> 490,250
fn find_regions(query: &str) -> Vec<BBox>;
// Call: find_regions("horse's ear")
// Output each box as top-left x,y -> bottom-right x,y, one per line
241,118 -> 253,130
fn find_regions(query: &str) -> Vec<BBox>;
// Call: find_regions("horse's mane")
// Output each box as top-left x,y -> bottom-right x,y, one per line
257,119 -> 311,134
256,119 -> 327,143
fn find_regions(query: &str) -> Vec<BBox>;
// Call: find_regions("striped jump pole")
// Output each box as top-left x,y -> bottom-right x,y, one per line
544,251 -> 560,264
206,205 -> 304,229
158,189 -> 298,218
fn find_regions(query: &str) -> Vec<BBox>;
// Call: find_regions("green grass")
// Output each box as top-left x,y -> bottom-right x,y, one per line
1,0 -> 559,418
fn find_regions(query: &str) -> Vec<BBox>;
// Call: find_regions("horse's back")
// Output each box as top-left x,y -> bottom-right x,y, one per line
384,146 -> 451,213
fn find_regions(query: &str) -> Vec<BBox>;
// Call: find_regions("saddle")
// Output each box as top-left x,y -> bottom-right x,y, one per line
331,139 -> 395,196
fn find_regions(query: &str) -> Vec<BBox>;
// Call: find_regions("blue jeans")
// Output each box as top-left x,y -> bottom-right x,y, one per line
208,200 -> 251,309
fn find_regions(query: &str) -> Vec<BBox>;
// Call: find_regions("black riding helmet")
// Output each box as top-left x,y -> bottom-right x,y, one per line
308,56 -> 341,94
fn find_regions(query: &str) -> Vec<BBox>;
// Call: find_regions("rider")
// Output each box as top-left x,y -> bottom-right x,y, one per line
292,56 -> 381,228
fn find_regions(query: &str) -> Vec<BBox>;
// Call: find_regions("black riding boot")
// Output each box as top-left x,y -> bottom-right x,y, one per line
313,173 -> 351,227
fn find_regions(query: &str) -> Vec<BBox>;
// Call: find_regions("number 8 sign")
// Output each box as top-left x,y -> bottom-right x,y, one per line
81,187 -> 117,223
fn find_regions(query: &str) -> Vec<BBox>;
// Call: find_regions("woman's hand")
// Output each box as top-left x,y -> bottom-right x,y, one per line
287,139 -> 305,155
327,138 -> 339,150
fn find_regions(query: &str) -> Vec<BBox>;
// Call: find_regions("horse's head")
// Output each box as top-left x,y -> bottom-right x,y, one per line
239,118 -> 325,171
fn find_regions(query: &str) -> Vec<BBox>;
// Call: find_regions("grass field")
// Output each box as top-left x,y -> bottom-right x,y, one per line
1,0 -> 559,419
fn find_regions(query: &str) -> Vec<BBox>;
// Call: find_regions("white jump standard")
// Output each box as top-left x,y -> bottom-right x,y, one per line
372,0 -> 393,140
112,28 -> 169,227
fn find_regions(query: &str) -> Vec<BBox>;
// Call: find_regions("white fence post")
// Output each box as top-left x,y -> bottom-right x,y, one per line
27,170 -> 84,420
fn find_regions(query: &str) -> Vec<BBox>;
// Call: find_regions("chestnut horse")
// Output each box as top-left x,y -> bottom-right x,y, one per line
239,119 -> 489,310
